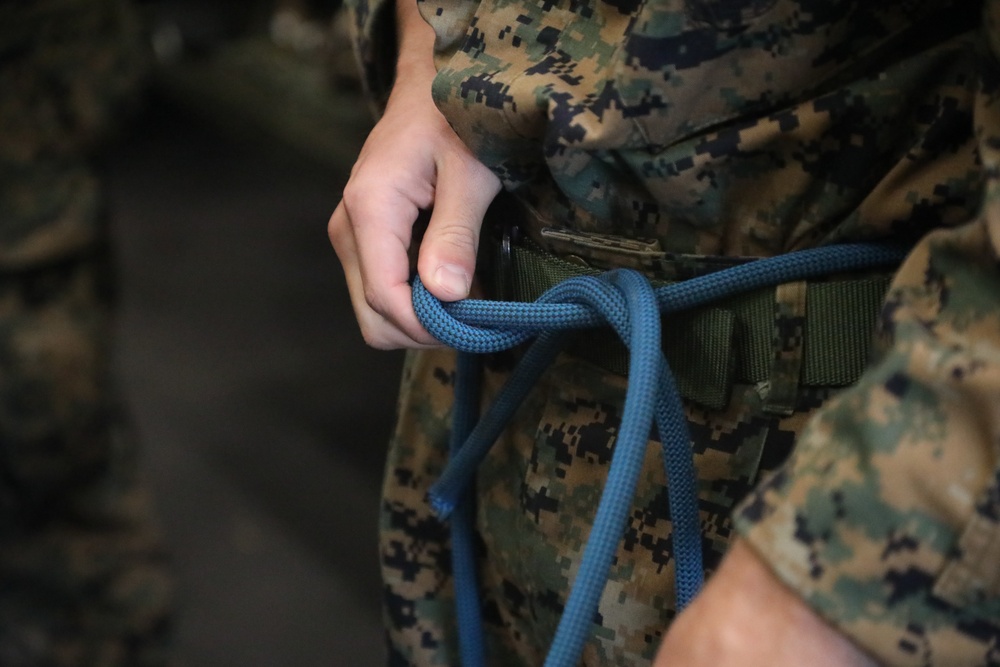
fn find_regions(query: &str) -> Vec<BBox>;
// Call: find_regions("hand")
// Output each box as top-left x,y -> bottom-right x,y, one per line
328,6 -> 501,349
656,539 -> 878,666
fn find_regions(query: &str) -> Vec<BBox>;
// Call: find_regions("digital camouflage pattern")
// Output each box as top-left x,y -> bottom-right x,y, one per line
345,0 -> 1000,664
0,1 -> 175,665
383,346 -> 839,664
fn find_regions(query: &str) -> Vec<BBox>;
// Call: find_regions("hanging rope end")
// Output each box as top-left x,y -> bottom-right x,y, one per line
427,490 -> 456,520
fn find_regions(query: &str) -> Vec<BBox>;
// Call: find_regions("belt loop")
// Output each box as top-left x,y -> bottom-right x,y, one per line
763,280 -> 808,415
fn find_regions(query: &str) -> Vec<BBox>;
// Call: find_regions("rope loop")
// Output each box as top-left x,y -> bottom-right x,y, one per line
411,242 -> 908,667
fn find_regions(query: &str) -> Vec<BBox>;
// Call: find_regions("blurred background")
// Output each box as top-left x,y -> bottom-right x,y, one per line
107,1 -> 403,664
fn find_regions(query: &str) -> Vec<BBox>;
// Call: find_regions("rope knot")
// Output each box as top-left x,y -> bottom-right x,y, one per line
409,243 -> 908,667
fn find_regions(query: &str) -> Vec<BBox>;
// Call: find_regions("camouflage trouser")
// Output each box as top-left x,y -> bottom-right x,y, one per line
0,1 -> 174,664
380,345 -> 837,666
0,171 -> 173,667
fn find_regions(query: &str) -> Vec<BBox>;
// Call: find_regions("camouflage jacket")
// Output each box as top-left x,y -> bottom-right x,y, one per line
345,0 -> 1000,664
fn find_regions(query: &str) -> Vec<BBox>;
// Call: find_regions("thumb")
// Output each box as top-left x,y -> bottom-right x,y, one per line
417,158 -> 501,302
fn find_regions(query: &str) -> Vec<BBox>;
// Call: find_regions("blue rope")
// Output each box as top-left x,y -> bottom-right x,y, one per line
449,352 -> 487,667
412,242 -> 907,667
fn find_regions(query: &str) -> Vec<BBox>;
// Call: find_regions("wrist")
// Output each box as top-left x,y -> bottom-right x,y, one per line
394,0 -> 437,89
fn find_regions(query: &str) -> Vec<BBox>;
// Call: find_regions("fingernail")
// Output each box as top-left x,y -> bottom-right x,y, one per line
434,264 -> 470,299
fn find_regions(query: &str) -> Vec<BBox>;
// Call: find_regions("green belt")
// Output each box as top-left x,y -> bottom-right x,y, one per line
486,237 -> 892,412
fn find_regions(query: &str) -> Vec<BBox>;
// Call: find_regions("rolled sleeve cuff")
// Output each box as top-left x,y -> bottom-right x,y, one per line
733,350 -> 1000,666
344,0 -> 398,111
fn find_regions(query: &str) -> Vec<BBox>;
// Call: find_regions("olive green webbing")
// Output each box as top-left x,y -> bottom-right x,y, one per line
494,241 -> 890,408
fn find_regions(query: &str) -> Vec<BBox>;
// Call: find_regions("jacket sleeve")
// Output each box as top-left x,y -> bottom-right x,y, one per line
343,0 -> 482,113
343,0 -> 399,112
733,3 -> 1000,665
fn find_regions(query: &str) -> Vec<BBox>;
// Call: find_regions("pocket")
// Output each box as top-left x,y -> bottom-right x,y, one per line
612,5 -> 772,147
610,0 -> 796,148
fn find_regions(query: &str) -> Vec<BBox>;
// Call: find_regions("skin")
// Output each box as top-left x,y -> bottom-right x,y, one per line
655,539 -> 878,666
327,0 -> 500,349
327,2 -> 880,664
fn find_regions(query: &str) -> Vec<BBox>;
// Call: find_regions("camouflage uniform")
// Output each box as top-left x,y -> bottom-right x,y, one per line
345,0 -> 1000,664
0,2 -> 174,665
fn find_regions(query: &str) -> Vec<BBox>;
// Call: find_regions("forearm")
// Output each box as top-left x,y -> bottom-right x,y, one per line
657,540 -> 878,666
341,0 -> 435,109
394,0 -> 436,86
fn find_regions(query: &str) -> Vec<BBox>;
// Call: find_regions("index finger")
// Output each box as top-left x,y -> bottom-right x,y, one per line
341,184 -> 439,346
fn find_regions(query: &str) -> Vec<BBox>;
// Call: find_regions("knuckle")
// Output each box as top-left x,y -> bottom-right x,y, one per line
355,303 -> 399,350
340,180 -> 365,214
362,283 -> 385,314
327,207 -> 348,241
360,326 -> 391,350
434,224 -> 478,252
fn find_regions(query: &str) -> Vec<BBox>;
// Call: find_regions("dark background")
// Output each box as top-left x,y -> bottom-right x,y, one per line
106,2 -> 403,664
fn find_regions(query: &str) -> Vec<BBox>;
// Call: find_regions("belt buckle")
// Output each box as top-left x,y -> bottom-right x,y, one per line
498,221 -> 520,301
